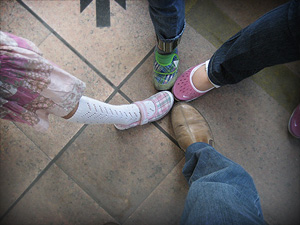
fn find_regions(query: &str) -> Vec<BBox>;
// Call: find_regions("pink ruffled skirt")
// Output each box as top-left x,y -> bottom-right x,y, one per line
0,31 -> 86,131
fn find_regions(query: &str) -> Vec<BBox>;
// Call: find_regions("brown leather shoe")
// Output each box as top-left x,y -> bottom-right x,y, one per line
171,103 -> 214,151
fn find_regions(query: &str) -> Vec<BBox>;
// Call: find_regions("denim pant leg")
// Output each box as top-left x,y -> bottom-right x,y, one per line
208,0 -> 300,85
147,0 -> 185,42
180,143 -> 265,225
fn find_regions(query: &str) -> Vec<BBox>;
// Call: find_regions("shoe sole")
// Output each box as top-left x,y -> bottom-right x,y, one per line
288,107 -> 300,139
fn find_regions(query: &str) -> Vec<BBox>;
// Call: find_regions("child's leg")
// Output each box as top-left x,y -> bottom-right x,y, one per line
65,91 -> 174,130
64,96 -> 140,125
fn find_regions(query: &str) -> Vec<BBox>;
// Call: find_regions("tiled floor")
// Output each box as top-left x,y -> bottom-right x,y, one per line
1,0 -> 300,225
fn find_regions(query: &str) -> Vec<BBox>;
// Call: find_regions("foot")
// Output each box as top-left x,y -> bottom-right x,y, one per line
288,103 -> 300,138
153,48 -> 179,90
115,91 -> 174,130
191,63 -> 214,91
171,103 -> 214,151
172,61 -> 215,102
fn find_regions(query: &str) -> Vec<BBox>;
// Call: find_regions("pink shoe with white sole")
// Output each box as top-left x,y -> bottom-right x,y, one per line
172,61 -> 215,102
114,91 -> 174,130
288,103 -> 300,139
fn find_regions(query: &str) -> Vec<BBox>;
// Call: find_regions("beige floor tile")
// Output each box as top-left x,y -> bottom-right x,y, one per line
261,138 -> 300,225
55,93 -> 184,223
178,25 -> 216,70
39,34 -> 115,100
15,33 -> 114,159
0,120 -> 50,216
15,116 -> 84,159
119,52 -> 157,100
0,164 -> 116,225
0,0 -> 50,46
211,0 -> 300,77
23,0 -> 156,86
211,0 -> 287,28
124,159 -> 188,225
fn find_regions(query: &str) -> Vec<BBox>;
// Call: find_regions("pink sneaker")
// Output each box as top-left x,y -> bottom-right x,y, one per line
288,103 -> 300,139
172,61 -> 214,101
114,91 -> 174,130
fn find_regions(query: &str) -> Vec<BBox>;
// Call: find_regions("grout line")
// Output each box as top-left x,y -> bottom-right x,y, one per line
54,163 -> 121,224
17,0 -> 156,107
12,122 -> 53,160
105,46 -> 154,104
117,89 -> 133,103
0,125 -> 88,221
105,89 -> 119,103
16,0 -> 116,89
37,32 -> 52,47
152,122 -> 181,149
116,46 -> 155,91
14,1 -> 184,223
123,156 -> 185,224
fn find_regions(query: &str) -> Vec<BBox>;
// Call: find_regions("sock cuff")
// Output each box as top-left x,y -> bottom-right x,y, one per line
66,96 -> 90,123
66,96 -> 140,125
155,48 -> 177,65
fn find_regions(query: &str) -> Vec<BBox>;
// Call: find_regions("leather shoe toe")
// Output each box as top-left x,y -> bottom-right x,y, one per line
171,103 -> 214,151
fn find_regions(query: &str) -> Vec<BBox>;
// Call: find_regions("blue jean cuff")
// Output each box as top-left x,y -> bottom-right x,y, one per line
156,20 -> 186,42
186,142 -> 214,155
207,54 -> 224,86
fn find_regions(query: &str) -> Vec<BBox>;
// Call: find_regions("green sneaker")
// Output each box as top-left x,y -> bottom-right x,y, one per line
153,48 -> 179,90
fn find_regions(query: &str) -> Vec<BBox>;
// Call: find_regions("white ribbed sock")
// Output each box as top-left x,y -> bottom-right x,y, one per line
67,96 -> 141,125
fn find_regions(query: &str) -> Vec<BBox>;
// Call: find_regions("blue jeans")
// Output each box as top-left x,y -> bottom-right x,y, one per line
148,0 -> 185,42
208,0 -> 300,85
181,143 -> 266,225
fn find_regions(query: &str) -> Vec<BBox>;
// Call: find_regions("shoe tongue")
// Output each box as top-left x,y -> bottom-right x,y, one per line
143,101 -> 155,118
155,50 -> 174,65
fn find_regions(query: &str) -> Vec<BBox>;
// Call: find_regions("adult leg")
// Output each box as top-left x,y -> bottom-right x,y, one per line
209,0 -> 300,85
171,103 -> 265,225
180,143 -> 265,225
172,0 -> 300,101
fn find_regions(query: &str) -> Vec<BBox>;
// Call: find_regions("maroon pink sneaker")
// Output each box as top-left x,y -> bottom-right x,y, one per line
288,104 -> 300,139
172,61 -> 215,102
